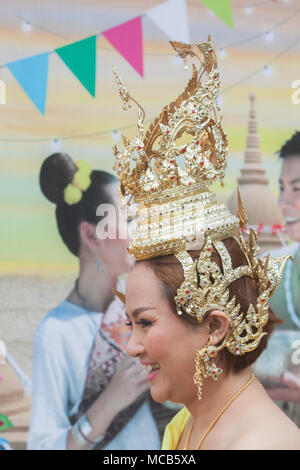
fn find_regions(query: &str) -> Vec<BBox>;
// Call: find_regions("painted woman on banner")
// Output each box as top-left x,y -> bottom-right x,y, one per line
28,154 -> 175,450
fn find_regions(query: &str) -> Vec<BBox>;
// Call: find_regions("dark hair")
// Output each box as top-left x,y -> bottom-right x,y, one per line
279,131 -> 300,159
39,153 -> 117,256
139,238 -> 282,374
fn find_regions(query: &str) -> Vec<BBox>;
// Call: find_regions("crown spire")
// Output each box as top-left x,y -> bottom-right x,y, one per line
113,39 -> 228,203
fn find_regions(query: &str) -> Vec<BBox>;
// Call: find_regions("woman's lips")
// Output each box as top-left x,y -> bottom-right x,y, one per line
142,362 -> 161,381
147,369 -> 160,381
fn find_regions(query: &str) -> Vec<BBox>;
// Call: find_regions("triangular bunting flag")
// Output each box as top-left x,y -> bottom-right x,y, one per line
7,53 -> 49,115
103,17 -> 143,77
55,36 -> 96,97
199,0 -> 234,28
147,0 -> 190,43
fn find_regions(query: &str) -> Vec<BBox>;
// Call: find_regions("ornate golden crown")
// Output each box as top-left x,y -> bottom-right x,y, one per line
113,38 -> 239,260
113,38 -> 292,357
114,39 -> 227,199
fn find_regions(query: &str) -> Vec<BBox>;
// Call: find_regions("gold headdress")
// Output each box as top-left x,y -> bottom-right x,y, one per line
113,38 -> 292,358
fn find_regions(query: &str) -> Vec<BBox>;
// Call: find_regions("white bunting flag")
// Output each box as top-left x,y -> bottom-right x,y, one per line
146,0 -> 190,44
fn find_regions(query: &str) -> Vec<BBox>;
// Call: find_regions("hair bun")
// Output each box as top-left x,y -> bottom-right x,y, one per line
39,153 -> 77,205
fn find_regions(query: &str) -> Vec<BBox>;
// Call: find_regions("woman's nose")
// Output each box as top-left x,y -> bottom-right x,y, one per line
126,329 -> 145,358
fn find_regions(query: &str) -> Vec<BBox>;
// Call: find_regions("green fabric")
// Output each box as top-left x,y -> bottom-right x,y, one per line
55,36 -> 96,97
270,249 -> 300,331
0,414 -> 12,432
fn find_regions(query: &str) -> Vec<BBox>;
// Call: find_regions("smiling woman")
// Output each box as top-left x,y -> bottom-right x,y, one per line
278,132 -> 300,242
125,242 -> 300,450
261,131 -> 300,427
269,131 -> 300,331
136,238 -> 283,374
117,38 -> 300,450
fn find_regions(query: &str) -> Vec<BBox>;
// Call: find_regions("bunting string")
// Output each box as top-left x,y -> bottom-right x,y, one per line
1,31 -> 299,143
0,0 -> 294,114
222,6 -> 300,49
0,29 -> 299,144
0,0 -> 298,142
1,0 -> 193,114
222,34 -> 300,93
14,1 -> 296,59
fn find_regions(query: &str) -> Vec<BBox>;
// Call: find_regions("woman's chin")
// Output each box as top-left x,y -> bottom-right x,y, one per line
150,385 -> 170,403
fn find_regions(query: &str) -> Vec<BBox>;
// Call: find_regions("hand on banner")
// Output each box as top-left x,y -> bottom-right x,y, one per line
68,357 -> 149,449
105,357 -> 150,411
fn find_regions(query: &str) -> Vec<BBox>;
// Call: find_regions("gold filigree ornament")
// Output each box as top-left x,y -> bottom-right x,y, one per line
194,336 -> 223,400
174,234 -> 291,357
112,38 -> 293,364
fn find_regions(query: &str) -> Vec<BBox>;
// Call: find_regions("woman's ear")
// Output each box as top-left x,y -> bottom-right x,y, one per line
79,221 -> 101,253
206,310 -> 230,345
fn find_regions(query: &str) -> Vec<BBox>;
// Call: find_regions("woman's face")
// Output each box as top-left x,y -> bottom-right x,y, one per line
98,183 -> 135,276
279,156 -> 300,242
125,262 -> 207,404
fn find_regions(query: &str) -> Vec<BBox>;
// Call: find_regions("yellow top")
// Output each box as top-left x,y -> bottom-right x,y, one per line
161,407 -> 191,450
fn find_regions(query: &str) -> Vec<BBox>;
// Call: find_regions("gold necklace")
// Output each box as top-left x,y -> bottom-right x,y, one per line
183,373 -> 255,450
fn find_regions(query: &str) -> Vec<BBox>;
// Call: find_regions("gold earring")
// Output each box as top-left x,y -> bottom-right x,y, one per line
193,336 -> 223,400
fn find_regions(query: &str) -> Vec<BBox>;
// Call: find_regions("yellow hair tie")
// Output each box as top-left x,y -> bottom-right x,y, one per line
64,160 -> 92,205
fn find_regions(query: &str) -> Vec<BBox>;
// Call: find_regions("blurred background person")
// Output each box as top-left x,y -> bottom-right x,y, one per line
271,131 -> 300,325
255,132 -> 300,427
28,152 -> 170,450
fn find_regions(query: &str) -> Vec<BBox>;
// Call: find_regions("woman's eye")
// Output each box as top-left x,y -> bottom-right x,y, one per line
125,319 -> 152,328
293,187 -> 300,192
137,320 -> 153,328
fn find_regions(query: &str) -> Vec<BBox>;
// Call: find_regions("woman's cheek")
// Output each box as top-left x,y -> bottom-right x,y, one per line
144,326 -> 169,358
295,197 -> 300,211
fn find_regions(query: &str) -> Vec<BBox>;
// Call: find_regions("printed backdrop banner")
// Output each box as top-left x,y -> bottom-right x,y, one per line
103,16 -> 144,77
7,52 -> 49,114
55,35 -> 97,97
146,0 -> 190,43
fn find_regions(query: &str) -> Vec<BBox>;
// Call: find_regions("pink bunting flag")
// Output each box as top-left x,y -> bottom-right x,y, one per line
103,16 -> 144,77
